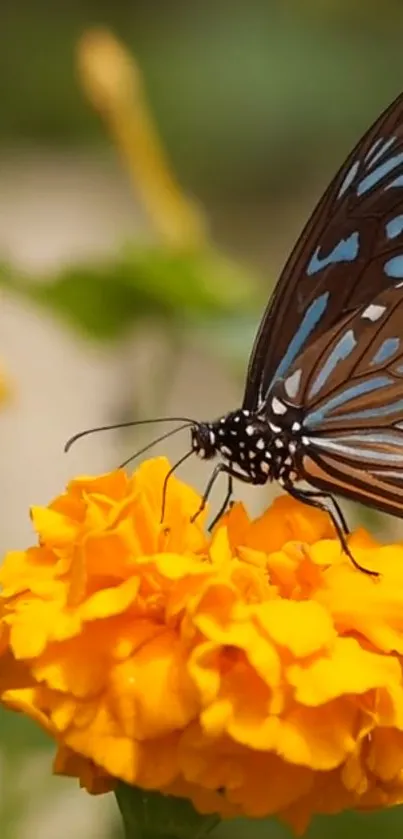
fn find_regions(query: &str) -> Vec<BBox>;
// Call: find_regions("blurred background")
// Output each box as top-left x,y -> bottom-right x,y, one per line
2,1 -> 403,837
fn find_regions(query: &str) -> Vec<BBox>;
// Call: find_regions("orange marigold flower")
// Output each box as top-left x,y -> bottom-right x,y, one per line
2,457 -> 403,833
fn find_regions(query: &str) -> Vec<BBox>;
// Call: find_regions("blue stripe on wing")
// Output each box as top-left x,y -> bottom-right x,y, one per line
304,375 -> 393,427
269,292 -> 330,388
386,215 -> 403,239
386,175 -> 403,190
357,151 -> 403,196
370,337 -> 400,365
306,233 -> 360,276
385,256 -> 403,278
309,329 -> 357,398
307,430 -> 403,464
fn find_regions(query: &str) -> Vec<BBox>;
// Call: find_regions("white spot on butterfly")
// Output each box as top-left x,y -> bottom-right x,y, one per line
269,422 -> 281,433
246,425 -> 254,436
272,397 -> 287,415
249,451 -> 256,459
362,303 -> 386,321
260,461 -> 270,475
199,448 -> 206,458
274,439 -> 283,449
292,421 -> 301,432
301,436 -> 310,446
221,446 -> 232,457
337,159 -> 360,198
209,431 -> 216,445
284,369 -> 302,399
234,415 -> 240,423
256,438 -> 265,450
288,442 -> 297,454
365,136 -> 396,164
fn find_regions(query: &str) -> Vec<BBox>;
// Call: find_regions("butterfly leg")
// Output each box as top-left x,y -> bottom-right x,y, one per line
208,475 -> 234,531
191,463 -> 253,525
289,488 -> 349,534
284,482 -> 377,576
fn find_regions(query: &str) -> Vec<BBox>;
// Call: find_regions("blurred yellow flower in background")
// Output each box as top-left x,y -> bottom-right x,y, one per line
77,28 -> 206,250
0,365 -> 13,406
2,458 -> 403,833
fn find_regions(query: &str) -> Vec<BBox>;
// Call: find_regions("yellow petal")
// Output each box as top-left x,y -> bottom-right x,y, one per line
288,637 -> 402,705
256,599 -> 336,658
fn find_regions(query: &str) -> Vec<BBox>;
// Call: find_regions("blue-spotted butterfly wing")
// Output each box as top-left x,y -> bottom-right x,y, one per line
244,91 -> 403,411
272,285 -> 403,517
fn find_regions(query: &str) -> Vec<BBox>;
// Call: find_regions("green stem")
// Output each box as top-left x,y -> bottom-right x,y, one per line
115,784 -> 220,839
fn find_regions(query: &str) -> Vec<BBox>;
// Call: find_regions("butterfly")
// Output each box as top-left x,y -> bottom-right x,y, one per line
66,91 -> 403,573
186,90 -> 403,571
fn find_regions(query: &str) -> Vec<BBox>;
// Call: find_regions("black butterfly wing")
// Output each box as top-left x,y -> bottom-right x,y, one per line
273,285 -> 403,518
243,91 -> 403,411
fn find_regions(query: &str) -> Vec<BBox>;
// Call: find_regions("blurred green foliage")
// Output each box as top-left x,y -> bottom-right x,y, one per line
215,807 -> 403,839
0,249 -> 262,385
0,708 -> 52,839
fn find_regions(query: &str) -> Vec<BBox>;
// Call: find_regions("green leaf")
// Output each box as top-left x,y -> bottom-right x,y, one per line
120,247 -> 259,319
0,706 -> 51,758
115,783 -> 220,839
0,247 -> 261,343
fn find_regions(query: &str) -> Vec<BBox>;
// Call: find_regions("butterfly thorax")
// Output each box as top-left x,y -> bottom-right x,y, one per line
191,408 -> 302,486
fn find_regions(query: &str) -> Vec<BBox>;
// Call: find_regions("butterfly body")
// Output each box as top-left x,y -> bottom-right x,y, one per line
191,404 -> 305,487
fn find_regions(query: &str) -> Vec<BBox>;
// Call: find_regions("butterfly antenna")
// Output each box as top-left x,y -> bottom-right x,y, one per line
118,422 -> 193,469
64,416 -> 198,453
